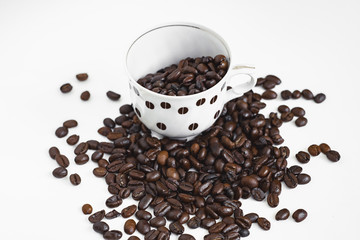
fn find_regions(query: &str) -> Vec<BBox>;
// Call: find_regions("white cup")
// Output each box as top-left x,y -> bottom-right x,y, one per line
125,23 -> 255,140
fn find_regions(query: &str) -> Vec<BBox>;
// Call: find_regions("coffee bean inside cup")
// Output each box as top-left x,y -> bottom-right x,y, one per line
136,55 -> 229,96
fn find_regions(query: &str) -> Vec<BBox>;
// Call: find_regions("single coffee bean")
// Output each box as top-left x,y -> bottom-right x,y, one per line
80,90 -> 90,101
107,91 -> 121,101
179,234 -> 196,240
128,237 -> 140,240
302,89 -> 314,99
106,195 -> 123,208
137,220 -> 151,235
314,93 -> 326,103
292,90 -> 301,99
251,188 -> 266,201
93,167 -> 107,177
76,73 -> 88,81
296,151 -> 311,163
87,140 -> 99,149
136,210 -> 152,221
295,116 -> 307,127
204,233 -> 225,240
275,208 -> 290,220
208,222 -> 226,234
297,173 -> 311,184
178,212 -> 190,224
52,167 -> 67,178
201,218 -> 216,229
92,150 -> 104,161
63,119 -> 78,128
55,154 -> 70,168
263,80 -> 276,89
235,216 -> 252,229
292,209 -> 307,222
284,172 -> 298,188
187,216 -> 201,229
88,210 -> 105,223
291,107 -> 305,117
256,77 -> 266,86
55,126 -> 68,138
262,90 -> 277,99
49,146 -> 60,159
70,173 -> 81,185
82,204 -> 93,215
74,142 -> 88,155
74,153 -> 89,165
104,118 -> 116,128
278,105 -> 290,113
325,150 -> 341,162
150,216 -> 166,228
105,209 -> 121,219
308,144 -> 321,156
60,83 -> 72,93
267,193 -> 279,207
121,204 -> 137,218
239,228 -> 250,237
103,230 -> 122,240
93,221 -> 109,234
169,221 -> 184,235
257,217 -> 271,230
154,202 -> 171,217
119,104 -> 133,114
319,143 -> 331,153
124,219 -> 136,234
281,90 -> 292,100
66,134 -> 79,145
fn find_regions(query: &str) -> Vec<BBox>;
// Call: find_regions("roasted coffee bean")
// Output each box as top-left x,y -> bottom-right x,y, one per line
55,126 -> 68,138
308,144 -> 321,156
103,118 -> 116,128
146,171 -> 161,182
263,80 -> 276,89
169,221 -> 184,235
124,219 -> 136,234
297,173 -> 311,184
105,209 -> 121,219
82,204 -> 92,214
201,218 -> 216,229
178,212 -> 190,224
128,237 -> 140,240
278,105 -> 290,113
87,139 -> 99,149
296,151 -> 311,163
136,210 -> 152,221
325,150 -> 341,162
289,165 -> 303,175
235,216 -> 252,229
98,159 -> 109,168
292,90 -> 301,99
66,134 -> 79,145
295,116 -> 307,127
251,187 -> 265,201
257,217 -> 271,230
319,143 -> 331,153
302,89 -> 314,99
121,204 -> 137,218
119,104 -> 133,114
281,90 -> 292,100
239,228 -> 250,237
275,208 -> 290,220
60,83 -> 72,93
88,210 -> 105,223
209,222 -> 226,234
70,173 -> 81,185
103,230 -> 122,240
150,216 -> 166,228
154,202 -> 171,217
292,209 -> 307,222
256,77 -> 266,86
106,195 -> 123,208
80,91 -> 90,101
107,91 -> 121,101
139,194 -> 154,210
93,221 -> 109,234
74,153 -> 89,165
55,154 -> 70,168
314,93 -> 326,103
187,216 -> 201,229
244,213 -> 259,223
63,119 -> 78,128
284,171 -> 298,188
240,175 -> 258,188
267,193 -> 279,207
52,167 -> 67,178
179,234 -> 196,240
49,146 -> 60,159
222,223 -> 239,234
262,90 -> 277,99
291,107 -> 305,117
74,142 -> 88,155
137,220 -> 151,235
76,73 -> 88,81
93,167 -> 107,177
204,233 -> 225,240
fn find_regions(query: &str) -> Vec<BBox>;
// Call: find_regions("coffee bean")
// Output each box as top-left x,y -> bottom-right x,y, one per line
292,209 -> 307,222
70,173 -> 81,185
295,116 -> 307,127
302,89 -> 314,99
204,233 -> 225,240
150,216 -> 166,228
88,210 -> 105,223
291,107 -> 305,117
52,167 -> 67,178
124,219 -> 136,234
297,173 -> 311,184
103,230 -> 122,240
179,234 -> 196,240
154,202 -> 171,217
137,220 -> 150,235
93,221 -> 109,234
263,80 -> 276,89
119,104 -> 133,114
55,154 -> 70,168
267,193 -> 279,207
74,153 -> 89,165
136,210 -> 152,221
262,90 -> 277,99
169,221 -> 184,235
121,205 -> 137,218
80,91 -> 90,101
281,90 -> 292,100
235,216 -> 252,229
275,208 -> 290,220
128,237 -> 140,240
292,90 -> 301,99
55,126 -> 68,138
93,167 -> 107,177
209,222 -> 226,234
325,150 -> 341,162
251,188 -> 266,201
187,216 -> 201,229
105,209 -> 121,219
139,194 -> 154,210
240,175 -> 259,188
76,73 -> 88,81
296,151 -> 310,163
314,93 -> 326,103
49,146 -> 60,159
278,105 -> 290,113
63,119 -> 78,128
284,171 -> 298,188
257,217 -> 271,230
66,134 -> 79,145
106,195 -> 123,208
74,142 -> 88,155
308,144 -> 321,156
60,83 -> 72,93
82,204 -> 92,214
256,77 -> 266,86
107,91 -> 121,101
319,143 -> 331,153
87,139 -> 99,149
289,165 -> 303,175
104,118 -> 116,128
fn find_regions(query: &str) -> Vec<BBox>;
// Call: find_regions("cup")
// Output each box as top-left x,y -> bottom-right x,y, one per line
125,22 -> 255,140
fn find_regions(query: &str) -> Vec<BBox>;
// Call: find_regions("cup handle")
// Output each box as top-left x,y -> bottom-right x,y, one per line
225,65 -> 256,102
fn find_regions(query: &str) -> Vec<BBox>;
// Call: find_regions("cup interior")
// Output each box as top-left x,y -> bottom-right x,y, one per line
126,23 -> 230,81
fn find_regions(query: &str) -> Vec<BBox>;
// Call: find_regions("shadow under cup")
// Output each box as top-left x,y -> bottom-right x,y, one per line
125,23 -> 234,140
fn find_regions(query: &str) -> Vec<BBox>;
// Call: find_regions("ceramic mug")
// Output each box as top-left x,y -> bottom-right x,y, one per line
125,23 -> 255,140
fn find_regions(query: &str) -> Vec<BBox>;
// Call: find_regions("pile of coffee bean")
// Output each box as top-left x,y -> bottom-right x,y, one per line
50,73 -> 340,240
136,55 -> 229,96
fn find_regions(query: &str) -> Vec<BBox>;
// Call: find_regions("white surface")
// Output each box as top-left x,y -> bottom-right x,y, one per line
0,0 -> 359,240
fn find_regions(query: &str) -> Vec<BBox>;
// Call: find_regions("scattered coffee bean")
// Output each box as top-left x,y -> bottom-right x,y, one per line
70,173 -> 81,185
263,79 -> 277,89
63,119 -> 78,128
107,91 -> 121,101
121,204 -> 137,218
262,90 -> 277,99
106,195 -> 123,208
93,167 -> 107,177
74,153 -> 89,165
74,142 -> 88,155
297,173 -> 311,184
66,134 -> 80,145
55,154 -> 70,168
291,107 -> 305,117
314,93 -> 326,103
93,221 -> 109,234
256,77 -> 266,86
105,209 -> 121,219
55,126 -> 68,138
308,144 -> 321,156
179,234 -> 196,240
169,221 -> 184,234
319,143 -> 331,153
302,89 -> 314,100
119,104 -> 133,114
103,230 -> 122,240
257,217 -> 271,230
292,209 -> 307,222
82,204 -> 93,215
52,167 -> 67,178
325,150 -> 341,162
76,73 -> 88,81
295,116 -> 307,127
137,220 -> 151,235
49,146 -> 60,159
278,105 -> 290,113
292,90 -> 301,99
187,216 -> 201,229
88,210 -> 105,223
124,219 -> 136,234
150,216 -> 166,228
60,83 -> 72,93
281,90 -> 292,100
80,91 -> 90,101
296,151 -> 311,164
275,208 -> 290,220
128,237 -> 140,240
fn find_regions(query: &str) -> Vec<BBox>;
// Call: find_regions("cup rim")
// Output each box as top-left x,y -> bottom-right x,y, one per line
124,22 -> 234,100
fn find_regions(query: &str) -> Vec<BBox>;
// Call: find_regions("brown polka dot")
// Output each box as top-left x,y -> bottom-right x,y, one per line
178,107 -> 189,114
160,102 -> 171,109
196,98 -> 206,106
134,87 -> 139,96
156,122 -> 166,130
221,83 -> 226,91
145,101 -> 154,109
214,110 -> 220,119
210,95 -> 218,104
135,108 -> 141,117
188,123 -> 199,131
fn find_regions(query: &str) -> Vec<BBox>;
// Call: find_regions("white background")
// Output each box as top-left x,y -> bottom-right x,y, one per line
1,0 -> 360,239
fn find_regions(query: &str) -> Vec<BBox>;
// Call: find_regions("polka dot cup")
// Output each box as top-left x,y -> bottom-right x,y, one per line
125,23 -> 255,140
